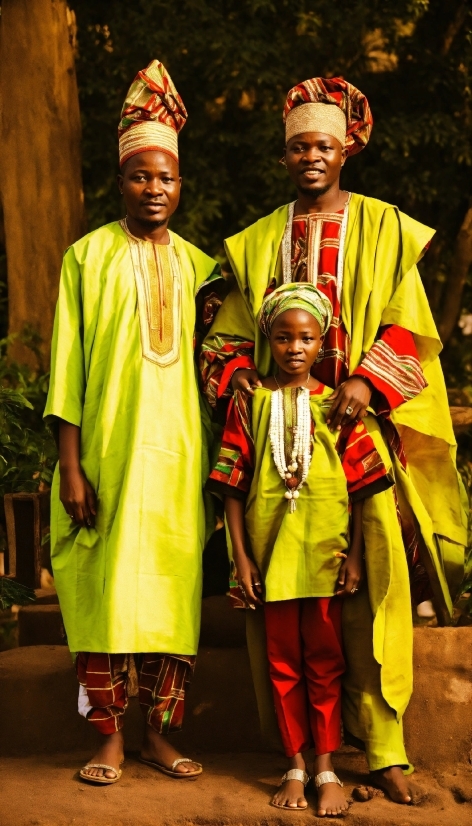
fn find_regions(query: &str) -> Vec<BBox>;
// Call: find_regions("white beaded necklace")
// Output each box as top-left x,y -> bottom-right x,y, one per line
269,378 -> 313,513
281,192 -> 351,306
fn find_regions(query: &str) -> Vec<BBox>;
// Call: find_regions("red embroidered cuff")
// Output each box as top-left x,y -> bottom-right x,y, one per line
217,355 -> 257,399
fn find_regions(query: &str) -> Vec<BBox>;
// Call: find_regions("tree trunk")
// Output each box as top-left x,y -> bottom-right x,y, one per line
0,0 -> 84,367
438,206 -> 472,346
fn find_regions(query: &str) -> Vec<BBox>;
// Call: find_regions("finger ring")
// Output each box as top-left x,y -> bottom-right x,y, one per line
351,587 -> 359,593
254,582 -> 261,586
345,405 -> 354,416
69,514 -> 74,520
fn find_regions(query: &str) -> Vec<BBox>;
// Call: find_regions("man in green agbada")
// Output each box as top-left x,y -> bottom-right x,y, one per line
45,60 -> 221,785
201,76 -> 467,804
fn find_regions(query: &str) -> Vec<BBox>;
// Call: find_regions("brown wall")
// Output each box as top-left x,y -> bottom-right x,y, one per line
0,0 -> 84,366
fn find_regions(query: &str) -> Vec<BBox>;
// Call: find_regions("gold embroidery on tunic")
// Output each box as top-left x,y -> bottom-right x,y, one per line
121,220 -> 181,366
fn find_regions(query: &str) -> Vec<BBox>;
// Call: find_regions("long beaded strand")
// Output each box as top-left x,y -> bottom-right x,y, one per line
269,385 -> 313,512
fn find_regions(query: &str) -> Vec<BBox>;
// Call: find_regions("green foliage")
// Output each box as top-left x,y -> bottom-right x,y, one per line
0,334 -> 56,500
73,0 -> 472,374
74,1 -> 471,259
0,578 -> 36,611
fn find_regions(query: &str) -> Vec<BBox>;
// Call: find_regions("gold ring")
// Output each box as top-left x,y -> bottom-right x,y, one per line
345,405 -> 354,416
351,587 -> 358,593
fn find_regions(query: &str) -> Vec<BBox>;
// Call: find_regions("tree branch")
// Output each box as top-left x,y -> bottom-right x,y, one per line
441,1 -> 468,56
438,206 -> 472,345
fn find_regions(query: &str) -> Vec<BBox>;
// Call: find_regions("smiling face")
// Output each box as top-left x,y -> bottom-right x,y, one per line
269,309 -> 323,379
285,132 -> 347,199
118,150 -> 181,227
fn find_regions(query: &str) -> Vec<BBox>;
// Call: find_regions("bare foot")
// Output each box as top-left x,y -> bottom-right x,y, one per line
80,729 -> 124,780
272,753 -> 308,809
140,726 -> 201,775
314,753 -> 349,817
370,766 -> 412,804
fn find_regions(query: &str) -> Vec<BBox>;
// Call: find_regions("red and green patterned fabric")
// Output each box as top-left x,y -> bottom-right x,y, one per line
283,77 -> 373,156
118,59 -> 187,139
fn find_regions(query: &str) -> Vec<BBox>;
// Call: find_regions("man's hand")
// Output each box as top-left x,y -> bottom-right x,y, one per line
327,376 -> 373,431
60,466 -> 97,528
234,553 -> 263,608
231,368 -> 262,396
336,552 -> 365,598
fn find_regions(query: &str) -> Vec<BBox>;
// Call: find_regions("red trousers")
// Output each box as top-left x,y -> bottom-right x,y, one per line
76,653 -> 195,736
265,597 -> 344,757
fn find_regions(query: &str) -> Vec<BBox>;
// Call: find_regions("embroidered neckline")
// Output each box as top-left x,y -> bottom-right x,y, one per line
119,217 -> 174,247
282,193 -> 351,306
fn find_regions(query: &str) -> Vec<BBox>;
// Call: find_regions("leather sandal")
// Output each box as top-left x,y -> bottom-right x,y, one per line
139,756 -> 203,778
271,768 -> 311,810
79,762 -> 123,785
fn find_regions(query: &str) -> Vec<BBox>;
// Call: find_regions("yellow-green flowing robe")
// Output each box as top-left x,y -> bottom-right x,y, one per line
45,221 -> 219,655
204,193 -> 467,768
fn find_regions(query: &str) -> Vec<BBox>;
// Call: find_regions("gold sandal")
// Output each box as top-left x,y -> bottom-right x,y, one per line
271,768 -> 311,810
139,756 -> 203,779
79,762 -> 123,785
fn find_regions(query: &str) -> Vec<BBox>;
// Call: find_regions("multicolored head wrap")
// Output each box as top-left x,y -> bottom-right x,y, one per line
118,60 -> 187,167
258,283 -> 333,338
283,77 -> 373,156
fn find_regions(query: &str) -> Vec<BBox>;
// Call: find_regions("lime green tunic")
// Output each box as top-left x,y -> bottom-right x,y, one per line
44,221 -> 219,654
246,387 -> 348,600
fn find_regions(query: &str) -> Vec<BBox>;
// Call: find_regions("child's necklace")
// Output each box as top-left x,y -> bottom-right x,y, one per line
269,380 -> 313,513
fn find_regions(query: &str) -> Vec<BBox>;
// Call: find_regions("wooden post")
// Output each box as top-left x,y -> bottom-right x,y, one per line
0,0 -> 85,366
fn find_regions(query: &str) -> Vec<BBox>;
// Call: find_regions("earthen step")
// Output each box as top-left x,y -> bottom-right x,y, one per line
0,644 -> 263,757
18,604 -> 66,646
17,595 -> 246,648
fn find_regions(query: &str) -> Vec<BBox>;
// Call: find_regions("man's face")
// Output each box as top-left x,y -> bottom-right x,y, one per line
118,151 -> 181,225
285,132 -> 347,198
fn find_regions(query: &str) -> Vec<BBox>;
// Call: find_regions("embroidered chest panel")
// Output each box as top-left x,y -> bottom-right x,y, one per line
121,221 -> 182,367
291,212 -> 343,286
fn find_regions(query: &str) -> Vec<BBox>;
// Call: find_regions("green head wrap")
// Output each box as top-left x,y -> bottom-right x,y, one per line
257,283 -> 333,338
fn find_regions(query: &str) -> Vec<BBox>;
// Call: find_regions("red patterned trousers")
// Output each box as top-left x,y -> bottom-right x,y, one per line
76,653 -> 196,736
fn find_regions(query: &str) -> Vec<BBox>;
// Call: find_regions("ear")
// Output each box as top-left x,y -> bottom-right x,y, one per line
340,147 -> 348,168
117,173 -> 124,195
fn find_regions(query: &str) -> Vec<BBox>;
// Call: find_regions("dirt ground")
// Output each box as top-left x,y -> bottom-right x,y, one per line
1,747 -> 470,826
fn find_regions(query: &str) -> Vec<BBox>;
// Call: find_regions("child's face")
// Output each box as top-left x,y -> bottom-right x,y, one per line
269,309 -> 323,377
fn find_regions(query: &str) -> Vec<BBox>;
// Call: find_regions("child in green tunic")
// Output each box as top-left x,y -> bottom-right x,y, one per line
207,283 -> 394,817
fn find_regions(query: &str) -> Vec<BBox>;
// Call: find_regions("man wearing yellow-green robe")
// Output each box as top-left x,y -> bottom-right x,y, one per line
45,60 -> 221,785
201,76 -> 466,803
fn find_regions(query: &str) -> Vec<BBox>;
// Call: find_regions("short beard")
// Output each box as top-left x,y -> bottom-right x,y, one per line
134,215 -> 167,229
297,183 -> 332,200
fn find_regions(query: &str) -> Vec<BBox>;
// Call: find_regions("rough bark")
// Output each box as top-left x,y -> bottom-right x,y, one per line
449,406 -> 472,434
438,206 -> 472,346
0,0 -> 84,367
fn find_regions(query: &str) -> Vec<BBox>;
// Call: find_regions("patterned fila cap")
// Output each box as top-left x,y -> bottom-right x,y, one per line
118,59 -> 187,166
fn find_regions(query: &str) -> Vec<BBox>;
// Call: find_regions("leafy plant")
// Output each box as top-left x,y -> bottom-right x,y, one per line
0,578 -> 36,611
0,333 -> 56,501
